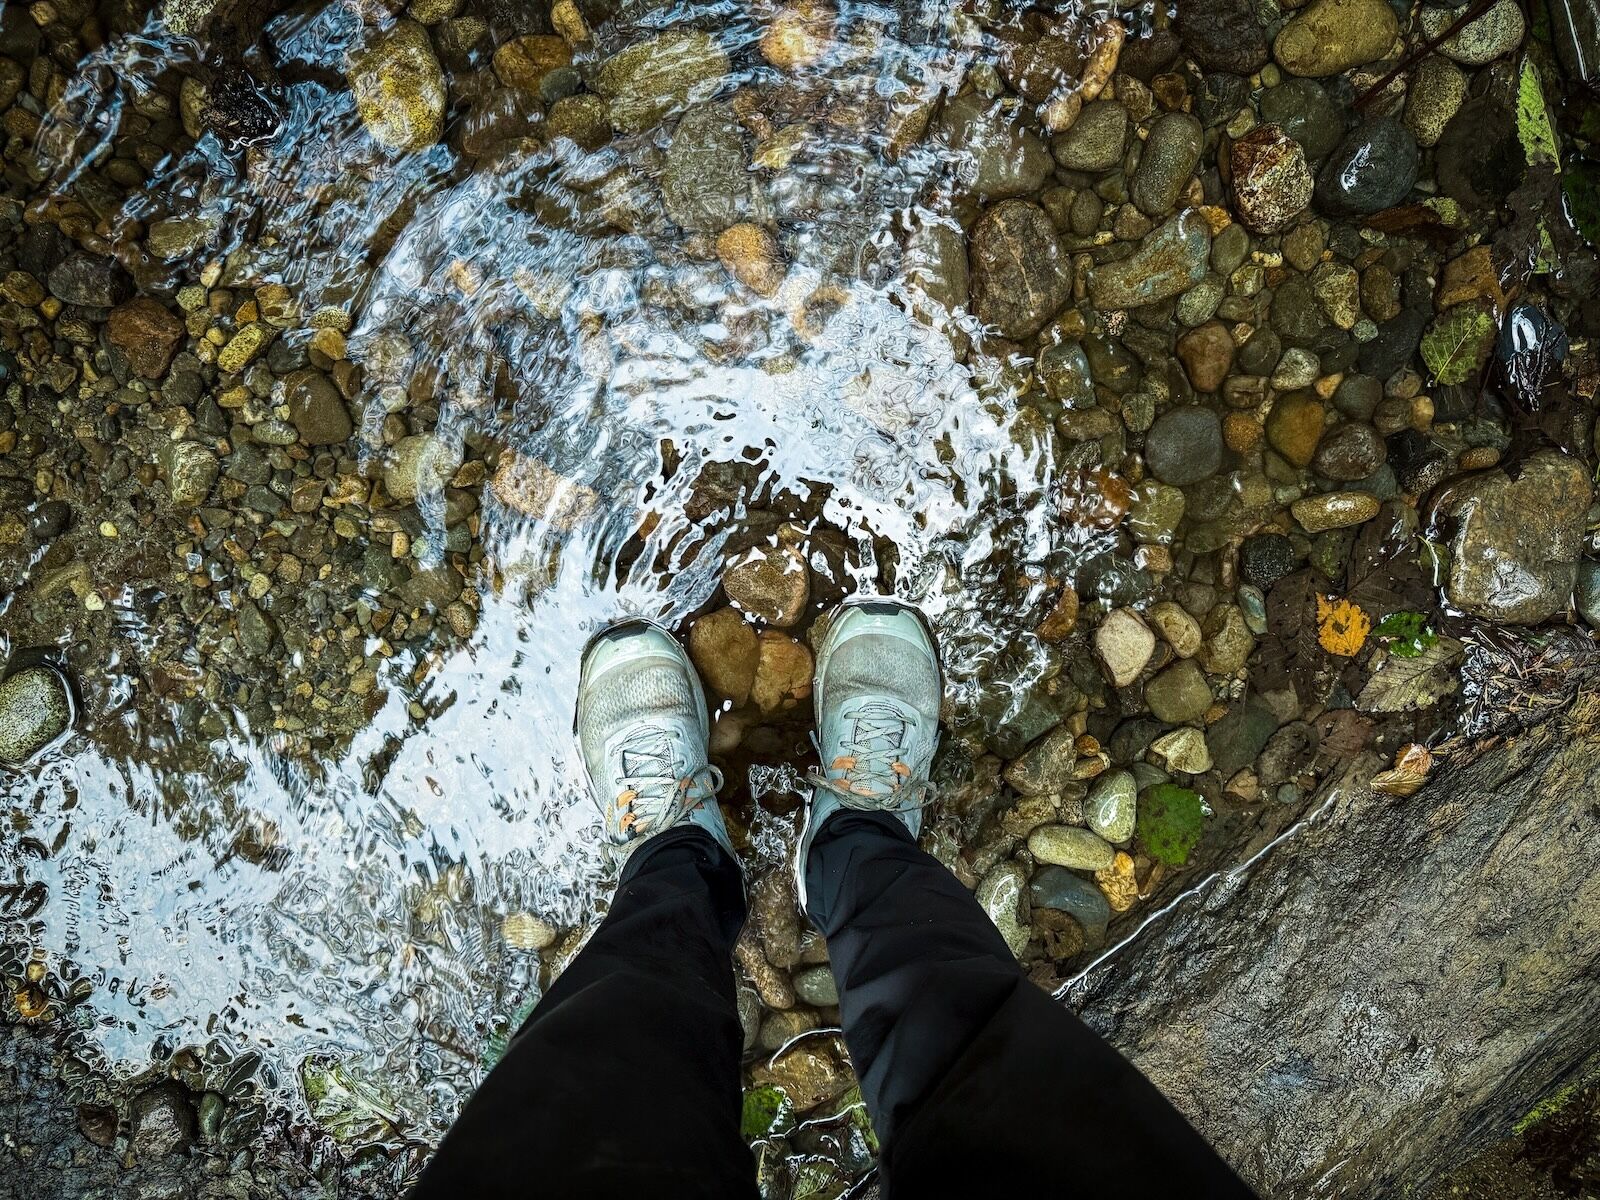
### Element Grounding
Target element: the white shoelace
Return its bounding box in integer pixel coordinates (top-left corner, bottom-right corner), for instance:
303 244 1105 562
614 725 723 836
808 701 936 813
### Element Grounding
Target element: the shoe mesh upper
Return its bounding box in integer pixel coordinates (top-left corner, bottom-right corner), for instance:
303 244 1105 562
826 633 939 716
581 661 696 752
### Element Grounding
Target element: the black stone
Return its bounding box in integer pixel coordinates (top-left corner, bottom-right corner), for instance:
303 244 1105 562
1386 429 1451 495
1242 532 1299 590
1315 118 1419 215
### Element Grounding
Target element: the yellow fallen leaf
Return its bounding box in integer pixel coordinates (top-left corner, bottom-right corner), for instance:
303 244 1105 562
1316 595 1371 657
1371 742 1434 797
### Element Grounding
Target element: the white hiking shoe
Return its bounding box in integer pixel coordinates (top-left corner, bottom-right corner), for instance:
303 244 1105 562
576 620 733 858
796 598 942 906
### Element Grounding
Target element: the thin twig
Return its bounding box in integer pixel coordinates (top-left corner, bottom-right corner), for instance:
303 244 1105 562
1354 0 1510 111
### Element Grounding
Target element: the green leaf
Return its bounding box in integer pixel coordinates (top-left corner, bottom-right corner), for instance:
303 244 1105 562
1372 610 1438 658
1136 783 1206 868
1420 303 1497 386
1516 59 1560 170
741 1085 795 1140
1564 158 1600 249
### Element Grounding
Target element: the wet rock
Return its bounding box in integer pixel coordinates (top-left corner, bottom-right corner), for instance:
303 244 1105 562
1177 0 1269 73
1095 607 1157 687
107 297 183 379
1144 659 1212 724
1148 600 1203 657
1037 342 1095 406
904 217 969 317
1405 58 1467 148
1442 450 1592 624
1386 428 1451 494
1314 422 1386 480
1316 119 1419 215
940 93 1054 199
217 323 273 374
717 224 785 297
977 862 1030 958
969 200 1071 339
758 1007 816 1053
491 33 571 91
595 30 730 135
0 666 73 765
1199 604 1256 675
130 1082 195 1158
1271 275 1326 348
163 441 220 507
1271 347 1321 391
1360 306 1430 379
1086 769 1137 842
1242 533 1299 590
1259 79 1345 161
386 433 461 502
1029 865 1111 944
238 602 277 657
723 542 809 626
1421 0 1524 65
662 104 748 233
1051 100 1127 172
1578 560 1600 632
348 19 446 152
792 964 839 1006
759 1 833 70
285 369 352 446
1312 261 1361 330
750 632 812 713
1130 113 1203 218
47 252 130 307
1265 393 1326 468
1004 726 1080 795
750 1037 853 1110
1028 824 1117 872
1274 0 1399 76
1145 405 1224 485
1229 124 1314 234
77 1102 118 1147
1290 490 1381 531
1151 726 1212 773
1087 210 1210 310
28 499 71 541
490 453 599 530
547 93 612 149
1129 482 1187 546
1176 320 1235 393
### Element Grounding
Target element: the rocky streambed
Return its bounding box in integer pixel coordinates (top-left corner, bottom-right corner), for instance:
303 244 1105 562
1 0 1598 1195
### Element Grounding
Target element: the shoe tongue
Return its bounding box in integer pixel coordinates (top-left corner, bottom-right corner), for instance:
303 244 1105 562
619 729 677 782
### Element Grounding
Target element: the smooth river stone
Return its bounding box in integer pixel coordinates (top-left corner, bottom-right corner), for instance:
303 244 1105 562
1087 210 1211 310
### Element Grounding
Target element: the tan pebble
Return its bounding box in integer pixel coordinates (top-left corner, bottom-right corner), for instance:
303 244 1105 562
1223 411 1262 453
759 1 833 70
715 223 785 297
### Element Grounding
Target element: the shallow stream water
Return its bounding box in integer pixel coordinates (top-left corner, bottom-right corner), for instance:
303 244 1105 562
1 0 1596 1190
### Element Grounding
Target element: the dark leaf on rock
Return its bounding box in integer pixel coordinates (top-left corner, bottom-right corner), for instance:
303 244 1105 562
1342 501 1432 618
1254 569 1338 704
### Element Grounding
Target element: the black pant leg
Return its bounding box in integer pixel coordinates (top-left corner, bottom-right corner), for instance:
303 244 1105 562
412 827 756 1200
804 811 1257 1199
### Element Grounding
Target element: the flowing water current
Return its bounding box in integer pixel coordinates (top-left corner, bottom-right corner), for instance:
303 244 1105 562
1 0 1595 1188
